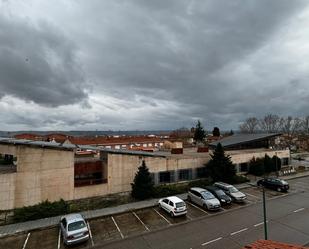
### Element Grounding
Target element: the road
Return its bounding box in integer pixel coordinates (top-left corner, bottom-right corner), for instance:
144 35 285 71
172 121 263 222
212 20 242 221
93 177 309 249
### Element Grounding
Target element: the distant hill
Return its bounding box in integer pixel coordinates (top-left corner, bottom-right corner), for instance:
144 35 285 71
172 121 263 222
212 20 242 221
0 130 172 138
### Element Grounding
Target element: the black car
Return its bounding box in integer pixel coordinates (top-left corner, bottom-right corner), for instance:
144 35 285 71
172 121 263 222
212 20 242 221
257 178 289 192
205 186 232 205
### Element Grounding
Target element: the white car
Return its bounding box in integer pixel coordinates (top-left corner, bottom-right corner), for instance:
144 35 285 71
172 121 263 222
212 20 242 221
158 196 187 217
60 213 89 245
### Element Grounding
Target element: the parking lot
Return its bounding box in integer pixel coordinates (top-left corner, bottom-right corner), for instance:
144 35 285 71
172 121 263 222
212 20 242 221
0 183 301 249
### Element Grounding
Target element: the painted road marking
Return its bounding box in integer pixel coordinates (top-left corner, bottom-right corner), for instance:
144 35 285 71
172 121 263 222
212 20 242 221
57 229 61 249
186 201 209 214
244 192 260 199
230 228 248 236
201 237 222 246
153 208 172 225
294 208 305 213
87 221 95 246
133 212 149 231
22 233 30 249
254 221 268 227
111 216 125 238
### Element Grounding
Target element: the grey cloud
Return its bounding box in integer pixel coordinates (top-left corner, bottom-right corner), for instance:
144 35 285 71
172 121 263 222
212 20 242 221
0 16 88 106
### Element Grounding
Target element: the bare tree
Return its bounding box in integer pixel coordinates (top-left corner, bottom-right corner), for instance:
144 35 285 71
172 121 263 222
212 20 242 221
280 116 301 136
259 114 282 133
239 117 259 133
300 116 309 135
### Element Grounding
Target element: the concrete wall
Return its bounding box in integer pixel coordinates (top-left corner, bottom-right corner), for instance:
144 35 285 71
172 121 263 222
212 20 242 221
0 145 75 210
228 149 290 164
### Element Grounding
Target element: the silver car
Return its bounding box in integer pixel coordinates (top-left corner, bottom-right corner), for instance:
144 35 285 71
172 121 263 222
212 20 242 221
214 182 246 202
187 187 221 210
60 213 89 245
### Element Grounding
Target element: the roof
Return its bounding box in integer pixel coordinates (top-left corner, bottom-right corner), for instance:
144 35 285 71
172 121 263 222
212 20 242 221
166 196 184 202
190 187 208 193
62 213 84 223
242 240 309 249
209 133 281 148
0 137 166 157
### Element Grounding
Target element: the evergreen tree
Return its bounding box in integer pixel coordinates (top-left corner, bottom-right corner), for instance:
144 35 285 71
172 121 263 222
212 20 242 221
194 120 206 143
206 143 236 183
212 127 220 137
131 160 154 200
229 130 234 136
248 157 265 176
271 155 282 173
264 154 273 173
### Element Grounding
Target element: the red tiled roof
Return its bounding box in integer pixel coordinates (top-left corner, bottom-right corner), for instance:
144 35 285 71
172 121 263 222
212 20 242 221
68 136 166 145
242 240 309 249
14 133 43 140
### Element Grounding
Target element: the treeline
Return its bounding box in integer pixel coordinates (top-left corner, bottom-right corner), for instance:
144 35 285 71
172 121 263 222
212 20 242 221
239 114 309 135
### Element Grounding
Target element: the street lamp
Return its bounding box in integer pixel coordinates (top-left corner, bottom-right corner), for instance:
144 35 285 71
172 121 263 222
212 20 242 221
262 184 268 240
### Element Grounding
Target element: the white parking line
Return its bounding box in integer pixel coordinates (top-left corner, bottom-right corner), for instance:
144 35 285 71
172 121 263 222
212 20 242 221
133 212 149 231
201 237 222 246
230 228 248 236
244 192 260 199
87 221 95 246
253 221 268 227
57 229 61 249
293 208 305 213
22 233 30 249
153 208 171 225
186 201 208 214
111 216 125 239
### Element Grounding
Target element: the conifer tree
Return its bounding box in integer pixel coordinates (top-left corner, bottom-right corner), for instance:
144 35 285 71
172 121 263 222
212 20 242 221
194 120 206 143
131 160 154 200
206 143 236 183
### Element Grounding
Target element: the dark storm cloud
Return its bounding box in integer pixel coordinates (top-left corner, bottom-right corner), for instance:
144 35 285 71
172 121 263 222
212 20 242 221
0 15 87 106
85 0 307 105
1 0 309 130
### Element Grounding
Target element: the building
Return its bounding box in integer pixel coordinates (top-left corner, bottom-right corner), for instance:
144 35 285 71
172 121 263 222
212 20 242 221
0 133 290 210
209 133 290 173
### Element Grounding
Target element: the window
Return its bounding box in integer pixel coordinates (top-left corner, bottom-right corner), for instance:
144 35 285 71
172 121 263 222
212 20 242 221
282 158 289 166
178 169 192 181
159 171 175 183
74 161 107 187
163 199 169 204
168 201 174 206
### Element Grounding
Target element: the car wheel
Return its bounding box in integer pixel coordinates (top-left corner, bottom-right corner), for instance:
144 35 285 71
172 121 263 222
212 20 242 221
158 203 161 208
277 187 281 192
170 211 174 217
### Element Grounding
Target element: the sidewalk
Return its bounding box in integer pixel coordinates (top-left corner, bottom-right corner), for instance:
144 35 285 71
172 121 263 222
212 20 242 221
1 171 309 238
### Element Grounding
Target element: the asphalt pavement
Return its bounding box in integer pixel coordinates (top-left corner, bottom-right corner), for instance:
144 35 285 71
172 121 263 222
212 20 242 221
93 177 309 249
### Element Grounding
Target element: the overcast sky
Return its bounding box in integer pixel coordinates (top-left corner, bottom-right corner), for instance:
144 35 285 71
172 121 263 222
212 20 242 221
1 0 309 131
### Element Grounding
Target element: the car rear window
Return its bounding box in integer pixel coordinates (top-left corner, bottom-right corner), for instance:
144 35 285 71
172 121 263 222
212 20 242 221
215 189 225 196
175 202 185 208
68 221 86 231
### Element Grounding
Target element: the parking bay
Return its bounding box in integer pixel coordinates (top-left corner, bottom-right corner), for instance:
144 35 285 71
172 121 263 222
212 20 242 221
0 187 288 249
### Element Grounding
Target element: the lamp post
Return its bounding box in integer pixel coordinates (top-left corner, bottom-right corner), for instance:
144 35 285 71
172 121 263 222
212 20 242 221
262 184 268 240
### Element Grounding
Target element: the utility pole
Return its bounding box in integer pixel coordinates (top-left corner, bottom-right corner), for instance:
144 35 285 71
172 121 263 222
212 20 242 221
262 184 268 240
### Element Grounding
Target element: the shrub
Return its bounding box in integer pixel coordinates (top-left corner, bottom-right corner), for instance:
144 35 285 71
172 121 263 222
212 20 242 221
232 175 250 184
153 184 188 198
13 199 69 222
188 178 213 188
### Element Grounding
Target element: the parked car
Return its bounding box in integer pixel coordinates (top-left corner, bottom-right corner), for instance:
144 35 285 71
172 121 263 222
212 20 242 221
158 196 187 217
60 213 89 245
257 178 289 192
187 187 221 210
214 182 246 202
205 186 232 205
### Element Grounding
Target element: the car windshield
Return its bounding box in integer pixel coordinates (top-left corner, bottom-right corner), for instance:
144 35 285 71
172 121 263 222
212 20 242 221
201 191 215 200
176 202 185 208
215 189 225 196
68 221 86 231
228 187 239 193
